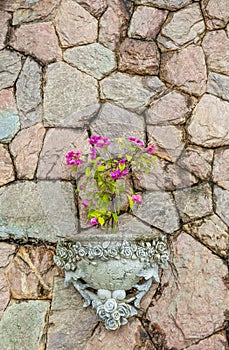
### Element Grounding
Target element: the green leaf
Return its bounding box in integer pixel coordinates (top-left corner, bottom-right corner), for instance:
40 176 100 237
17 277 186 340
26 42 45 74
112 213 119 222
127 194 134 210
85 167 90 177
98 217 105 226
126 155 132 162
97 165 106 172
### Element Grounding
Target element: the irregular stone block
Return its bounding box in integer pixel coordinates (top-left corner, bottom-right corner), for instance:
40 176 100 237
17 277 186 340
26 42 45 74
75 0 107 18
0 242 16 268
9 123 46 179
160 45 207 96
0 273 10 320
44 62 99 127
0 144 15 186
207 72 229 102
0 50 21 90
54 0 98 47
0 11 11 49
133 0 192 11
213 148 229 190
202 0 229 29
16 57 42 128
10 22 61 64
188 95 229 147
64 43 116 79
0 181 78 242
0 89 20 143
214 185 229 226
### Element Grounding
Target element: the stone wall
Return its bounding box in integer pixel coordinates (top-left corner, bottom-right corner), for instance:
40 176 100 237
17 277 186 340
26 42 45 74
0 0 228 349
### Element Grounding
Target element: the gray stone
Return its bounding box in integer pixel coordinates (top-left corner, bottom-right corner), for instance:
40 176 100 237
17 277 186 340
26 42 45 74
0 144 15 186
46 277 97 350
75 0 107 18
207 72 229 102
214 185 229 226
157 4 205 51
146 91 192 125
0 111 20 143
0 11 11 50
174 183 213 223
188 94 229 147
213 148 229 190
148 125 185 162
0 300 50 350
0 181 78 242
133 191 180 233
133 0 192 10
0 50 21 90
0 273 10 321
64 43 116 79
202 0 229 30
44 62 99 127
100 72 165 113
16 57 42 128
184 214 228 258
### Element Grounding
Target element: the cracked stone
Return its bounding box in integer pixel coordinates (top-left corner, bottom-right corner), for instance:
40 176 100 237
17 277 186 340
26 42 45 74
75 0 107 18
100 72 165 113
10 22 61 64
133 191 180 233
188 94 229 147
37 129 89 180
174 183 213 223
187 333 228 349
146 91 192 125
128 6 168 40
213 148 229 190
64 43 117 79
202 0 229 30
207 72 229 102
44 62 99 127
118 38 160 75
0 273 10 321
133 0 192 11
147 232 229 349
0 300 50 350
0 144 15 186
16 57 42 128
54 0 98 47
160 45 207 96
177 145 213 180
9 123 46 180
202 30 229 76
0 88 20 143
0 181 78 242
0 50 21 90
184 214 228 258
158 4 205 51
148 125 185 162
214 185 229 226
0 11 11 49
0 243 16 268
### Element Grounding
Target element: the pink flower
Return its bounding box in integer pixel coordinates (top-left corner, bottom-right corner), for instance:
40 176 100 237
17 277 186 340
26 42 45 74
128 137 144 147
146 145 156 154
90 147 97 160
66 151 83 166
82 199 89 207
90 218 99 226
110 168 129 180
132 194 143 203
89 135 110 148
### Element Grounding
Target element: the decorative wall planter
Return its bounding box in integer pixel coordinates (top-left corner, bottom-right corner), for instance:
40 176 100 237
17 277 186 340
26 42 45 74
54 232 169 331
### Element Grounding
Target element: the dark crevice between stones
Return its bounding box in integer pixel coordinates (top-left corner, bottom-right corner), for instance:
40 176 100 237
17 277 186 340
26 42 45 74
140 318 171 350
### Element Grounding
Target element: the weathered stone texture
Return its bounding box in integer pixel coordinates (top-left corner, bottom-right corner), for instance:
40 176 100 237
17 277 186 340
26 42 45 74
160 45 207 96
188 94 229 147
0 11 11 49
64 43 116 79
214 185 229 226
202 0 229 30
0 181 78 242
0 144 14 187
10 22 61 64
213 148 229 190
9 123 46 179
0 243 16 268
54 0 98 47
0 50 21 90
76 0 107 18
207 72 229 102
187 333 228 350
0 88 20 143
44 62 99 127
147 233 229 349
133 0 192 11
16 57 42 128
118 38 160 75
157 4 205 51
0 273 10 321
128 6 168 40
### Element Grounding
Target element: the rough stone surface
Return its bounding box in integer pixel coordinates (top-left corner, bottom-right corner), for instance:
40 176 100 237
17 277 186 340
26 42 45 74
202 30 229 76
0 273 10 321
100 72 165 113
0 11 11 50
0 181 78 242
184 214 228 258
133 0 192 10
44 62 99 127
187 333 228 349
118 38 160 75
54 0 98 47
16 57 42 128
0 144 15 186
37 129 89 180
147 233 229 349
214 185 229 226
188 94 229 147
0 50 21 90
0 243 16 268
207 72 229 102
76 0 107 18
64 43 117 79
160 45 207 96
0 300 50 350
9 123 46 180
148 125 185 162
213 148 229 190
128 6 168 40
158 4 205 51
133 191 180 233
10 22 61 64
202 0 229 30
146 91 192 125
0 88 20 143
46 277 98 350
177 145 213 180
174 183 213 223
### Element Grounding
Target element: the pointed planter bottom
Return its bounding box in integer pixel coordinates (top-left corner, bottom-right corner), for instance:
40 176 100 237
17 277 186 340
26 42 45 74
54 232 169 331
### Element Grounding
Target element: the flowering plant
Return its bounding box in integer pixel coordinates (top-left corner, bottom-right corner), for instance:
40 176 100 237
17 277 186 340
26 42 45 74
66 135 156 231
